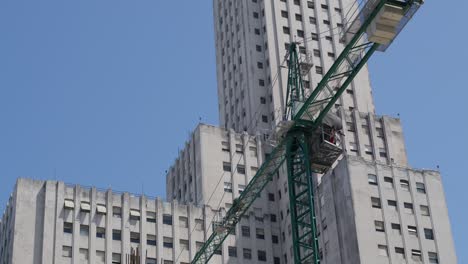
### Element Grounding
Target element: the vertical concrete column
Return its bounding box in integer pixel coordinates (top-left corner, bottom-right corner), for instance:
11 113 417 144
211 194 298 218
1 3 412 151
353 112 366 159
156 198 163 263
368 114 382 162
105 190 112 264
140 196 146 264
89 188 97 264
187 205 194 261
263 217 274 263
122 193 130 262
382 116 396 165
72 185 81 264
54 182 65 263
41 181 57 263
172 200 179 262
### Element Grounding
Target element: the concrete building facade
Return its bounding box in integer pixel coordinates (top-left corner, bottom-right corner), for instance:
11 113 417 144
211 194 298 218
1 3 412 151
0 0 458 263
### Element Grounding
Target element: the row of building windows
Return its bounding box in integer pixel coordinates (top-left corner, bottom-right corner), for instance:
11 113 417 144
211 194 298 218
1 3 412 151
63 202 204 228
62 246 182 264
368 174 427 193
374 219 434 240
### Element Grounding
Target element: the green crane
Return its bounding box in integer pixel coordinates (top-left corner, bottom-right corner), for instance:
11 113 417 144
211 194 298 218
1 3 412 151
191 0 424 263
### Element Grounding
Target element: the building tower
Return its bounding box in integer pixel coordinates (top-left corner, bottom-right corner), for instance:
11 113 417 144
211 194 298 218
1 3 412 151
183 0 459 263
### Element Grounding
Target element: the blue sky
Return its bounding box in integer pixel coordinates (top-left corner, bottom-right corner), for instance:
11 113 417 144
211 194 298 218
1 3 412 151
0 0 466 262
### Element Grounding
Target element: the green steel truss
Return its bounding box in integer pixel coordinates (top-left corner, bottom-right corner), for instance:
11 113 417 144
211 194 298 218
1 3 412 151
191 1 423 263
286 130 320 264
284 42 305 121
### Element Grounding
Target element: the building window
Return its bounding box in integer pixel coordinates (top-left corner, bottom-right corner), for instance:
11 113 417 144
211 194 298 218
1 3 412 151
368 174 378 185
258 250 267 261
243 248 252 259
147 234 157 246
283 26 290 35
64 199 75 210
223 162 231 172
146 258 157 264
272 234 280 244
64 222 73 234
424 228 434 240
270 214 277 222
428 252 439 264
349 142 358 152
309 16 316 24
378 245 388 256
112 206 122 218
311 33 318 41
80 201 91 213
180 239 189 250
255 28 260 35
147 211 156 223
163 237 173 248
408 225 418 237
259 79 265 86
395 247 405 259
221 141 230 152
80 224 89 236
307 1 315 8
238 184 246 194
256 228 265 239
420 205 430 216
411 249 422 262
346 122 355 132
224 182 233 193
281 10 288 18
371 197 381 208
62 246 72 258
241 226 251 237
268 193 275 201
404 203 414 214
375 221 385 232
163 214 173 225
237 165 246 174
387 200 398 211
384 177 393 188
257 62 264 69
130 232 140 243
262 115 268 123
297 30 304 38
313 49 321 57
323 20 330 25
416 182 426 193
130 209 140 221
96 250 105 262
400 179 410 191
112 253 121 264
316 66 323 74
96 227 105 238
228 246 237 257
195 219 204 231
179 216 188 228
112 229 121 241
253 12 259 18
391 223 401 234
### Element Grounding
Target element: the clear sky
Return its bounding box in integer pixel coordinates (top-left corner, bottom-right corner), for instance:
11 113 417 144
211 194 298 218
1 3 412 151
0 0 466 262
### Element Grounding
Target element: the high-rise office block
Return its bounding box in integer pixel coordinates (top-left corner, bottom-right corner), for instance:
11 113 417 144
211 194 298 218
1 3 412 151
0 0 457 263
208 0 457 263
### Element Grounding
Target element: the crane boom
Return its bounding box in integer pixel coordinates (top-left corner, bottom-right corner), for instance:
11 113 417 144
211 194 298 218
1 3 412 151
191 0 423 263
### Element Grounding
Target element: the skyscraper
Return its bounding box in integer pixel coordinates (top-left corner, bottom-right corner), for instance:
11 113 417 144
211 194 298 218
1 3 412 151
0 1 458 263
